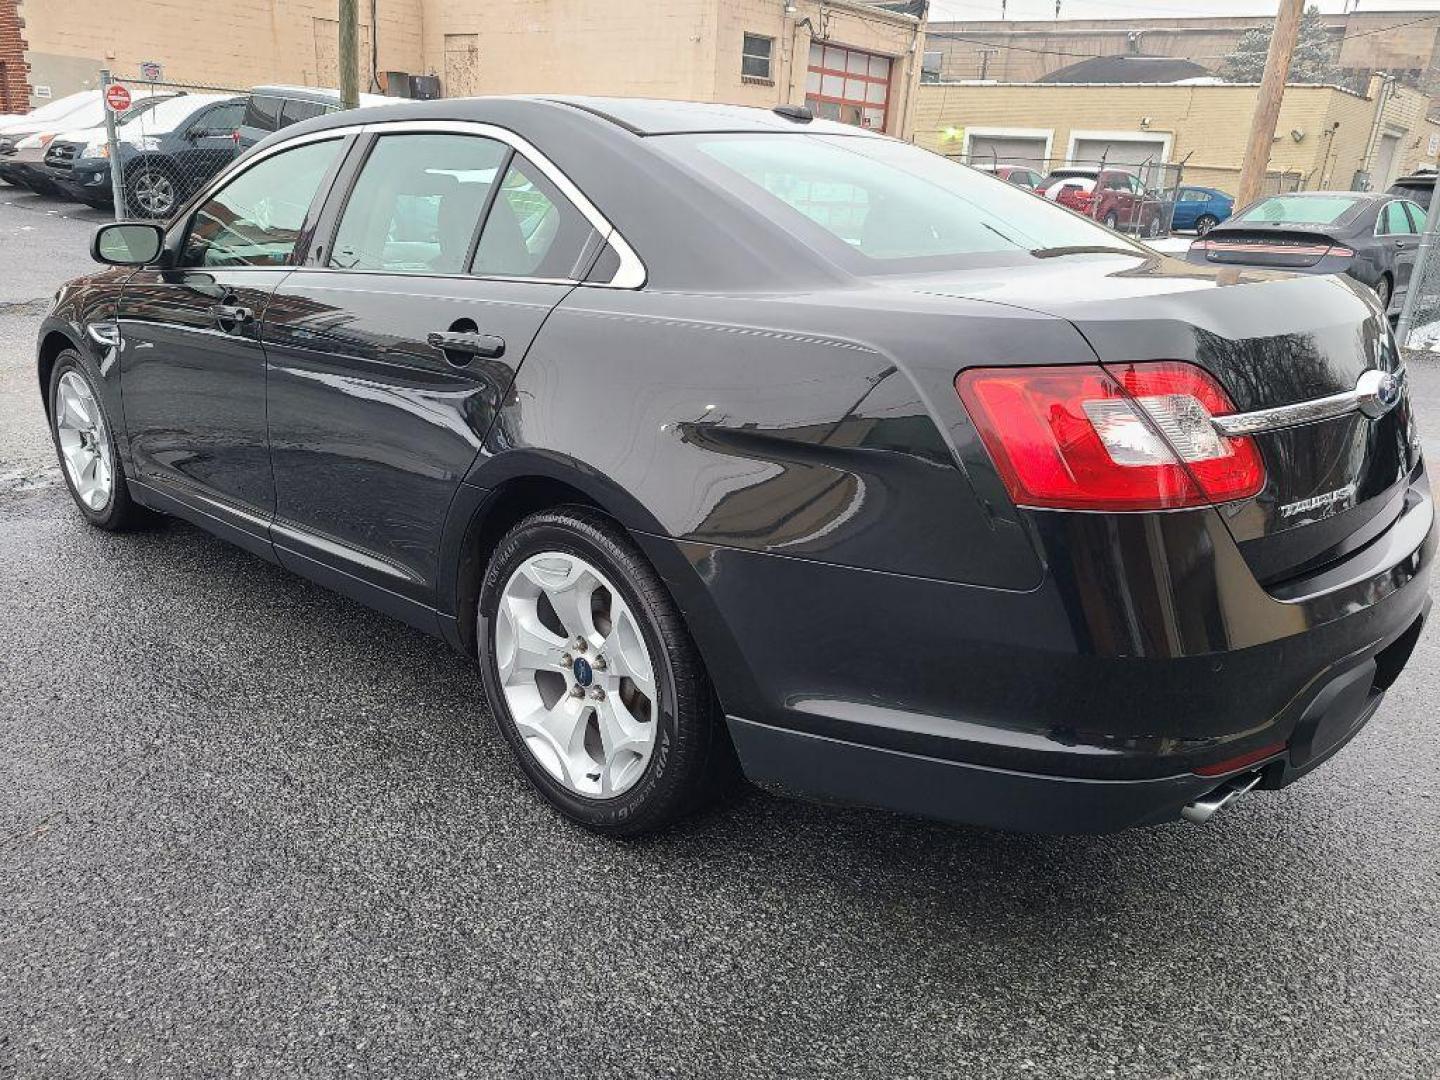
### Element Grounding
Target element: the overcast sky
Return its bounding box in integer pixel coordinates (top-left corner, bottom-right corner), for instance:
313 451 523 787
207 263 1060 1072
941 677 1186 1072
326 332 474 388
928 0 1440 21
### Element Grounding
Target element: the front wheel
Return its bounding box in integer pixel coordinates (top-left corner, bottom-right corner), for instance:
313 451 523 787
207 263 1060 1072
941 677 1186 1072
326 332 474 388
477 507 736 836
125 163 178 219
1195 214 1219 236
1145 215 1162 238
47 350 148 531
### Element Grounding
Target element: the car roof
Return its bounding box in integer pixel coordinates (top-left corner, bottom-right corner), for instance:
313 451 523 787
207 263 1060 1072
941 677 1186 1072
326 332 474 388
256 93 879 139
250 84 389 106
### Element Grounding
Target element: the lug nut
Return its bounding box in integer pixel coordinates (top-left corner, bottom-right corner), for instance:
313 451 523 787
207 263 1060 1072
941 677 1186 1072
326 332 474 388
561 652 573 667
588 686 606 701
571 637 588 652
592 655 607 672
569 685 586 698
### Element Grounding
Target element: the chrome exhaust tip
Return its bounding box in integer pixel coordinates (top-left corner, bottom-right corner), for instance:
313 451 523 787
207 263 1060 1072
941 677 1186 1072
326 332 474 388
1181 770 1264 824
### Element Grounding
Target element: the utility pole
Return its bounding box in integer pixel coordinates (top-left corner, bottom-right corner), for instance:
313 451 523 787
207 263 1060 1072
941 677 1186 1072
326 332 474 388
978 48 998 79
338 0 359 109
1235 0 1304 211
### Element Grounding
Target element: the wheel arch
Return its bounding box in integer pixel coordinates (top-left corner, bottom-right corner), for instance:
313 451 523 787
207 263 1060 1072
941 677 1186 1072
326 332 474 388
441 457 764 722
37 327 81 410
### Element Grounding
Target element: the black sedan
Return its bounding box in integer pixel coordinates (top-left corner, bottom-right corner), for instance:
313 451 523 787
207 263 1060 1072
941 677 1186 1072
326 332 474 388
37 97 1433 837
1186 191 1426 315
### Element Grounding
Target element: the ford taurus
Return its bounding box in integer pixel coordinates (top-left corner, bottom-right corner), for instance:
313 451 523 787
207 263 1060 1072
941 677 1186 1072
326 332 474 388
39 97 1433 836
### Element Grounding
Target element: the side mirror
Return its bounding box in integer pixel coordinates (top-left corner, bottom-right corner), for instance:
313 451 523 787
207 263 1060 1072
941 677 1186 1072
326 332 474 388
92 221 165 266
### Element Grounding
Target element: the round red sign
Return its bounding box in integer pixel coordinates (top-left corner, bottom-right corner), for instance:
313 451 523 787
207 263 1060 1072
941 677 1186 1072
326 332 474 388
105 84 132 112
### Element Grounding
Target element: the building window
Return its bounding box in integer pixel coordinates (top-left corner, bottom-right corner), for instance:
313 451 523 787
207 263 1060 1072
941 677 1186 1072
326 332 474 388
803 42 892 132
921 50 943 84
742 34 774 81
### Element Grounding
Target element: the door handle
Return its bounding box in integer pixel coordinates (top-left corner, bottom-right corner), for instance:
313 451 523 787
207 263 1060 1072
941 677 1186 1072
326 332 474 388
427 330 506 361
213 303 254 327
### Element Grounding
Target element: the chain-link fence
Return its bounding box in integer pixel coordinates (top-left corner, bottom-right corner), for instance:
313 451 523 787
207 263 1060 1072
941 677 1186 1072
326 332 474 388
1396 183 1440 352
38 71 249 221
946 152 1307 238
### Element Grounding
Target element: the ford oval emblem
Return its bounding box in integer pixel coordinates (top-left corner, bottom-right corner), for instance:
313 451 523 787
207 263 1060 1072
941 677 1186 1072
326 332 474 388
572 656 593 686
1355 369 1402 420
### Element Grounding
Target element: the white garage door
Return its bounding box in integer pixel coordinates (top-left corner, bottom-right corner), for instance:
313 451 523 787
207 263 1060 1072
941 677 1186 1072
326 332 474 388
1071 137 1168 184
968 135 1048 169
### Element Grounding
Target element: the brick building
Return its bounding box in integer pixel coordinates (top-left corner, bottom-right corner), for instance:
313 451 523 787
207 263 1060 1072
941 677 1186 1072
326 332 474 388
0 0 28 115
914 73 1440 196
2 0 928 137
923 10 1440 95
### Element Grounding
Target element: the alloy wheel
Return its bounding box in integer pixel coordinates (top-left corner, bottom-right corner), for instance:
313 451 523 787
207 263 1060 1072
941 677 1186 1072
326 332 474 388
54 370 114 511
494 551 658 799
133 171 176 216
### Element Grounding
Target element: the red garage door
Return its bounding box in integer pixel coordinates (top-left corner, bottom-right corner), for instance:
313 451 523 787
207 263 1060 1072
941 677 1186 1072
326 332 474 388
804 43 891 132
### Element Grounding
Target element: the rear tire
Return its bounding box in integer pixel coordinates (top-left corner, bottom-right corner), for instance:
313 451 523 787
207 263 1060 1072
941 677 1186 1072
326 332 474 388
477 507 736 836
1103 211 1119 229
46 350 148 532
1195 214 1219 236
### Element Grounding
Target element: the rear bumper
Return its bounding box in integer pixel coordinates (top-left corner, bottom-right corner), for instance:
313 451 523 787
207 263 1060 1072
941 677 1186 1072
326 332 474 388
727 598 1422 833
647 469 1434 832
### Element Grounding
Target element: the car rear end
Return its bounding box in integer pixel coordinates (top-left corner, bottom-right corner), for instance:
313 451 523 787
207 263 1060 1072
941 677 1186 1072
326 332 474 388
1040 170 1101 218
642 127 1432 832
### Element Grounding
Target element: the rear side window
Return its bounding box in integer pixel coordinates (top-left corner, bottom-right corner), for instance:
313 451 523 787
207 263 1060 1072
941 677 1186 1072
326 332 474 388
242 95 283 133
181 139 342 267
329 132 508 274
661 133 1121 267
1378 201 1417 236
280 98 328 127
1403 201 1427 230
470 155 600 280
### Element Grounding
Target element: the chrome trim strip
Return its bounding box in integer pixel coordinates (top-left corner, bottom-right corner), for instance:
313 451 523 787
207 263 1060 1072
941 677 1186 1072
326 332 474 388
173 119 646 289
270 519 423 583
1213 368 1406 437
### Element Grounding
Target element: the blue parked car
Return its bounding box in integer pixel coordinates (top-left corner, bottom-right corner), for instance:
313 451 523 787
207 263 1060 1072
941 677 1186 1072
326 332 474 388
1170 186 1233 234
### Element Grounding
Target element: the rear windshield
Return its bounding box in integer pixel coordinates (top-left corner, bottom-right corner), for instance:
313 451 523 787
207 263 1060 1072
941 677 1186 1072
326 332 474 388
655 132 1131 271
1234 195 1360 226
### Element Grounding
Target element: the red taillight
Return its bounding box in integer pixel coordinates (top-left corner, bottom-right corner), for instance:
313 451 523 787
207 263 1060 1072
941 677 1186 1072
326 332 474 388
954 361 1266 512
1328 246 1354 258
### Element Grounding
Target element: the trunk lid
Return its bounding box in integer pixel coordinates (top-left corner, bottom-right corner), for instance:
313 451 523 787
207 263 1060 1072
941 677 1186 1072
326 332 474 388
892 254 1422 587
1194 227 1344 269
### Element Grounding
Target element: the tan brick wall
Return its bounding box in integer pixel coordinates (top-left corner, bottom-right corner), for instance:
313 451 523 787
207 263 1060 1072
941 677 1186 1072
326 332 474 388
18 0 422 98
913 81 1382 194
1378 80 1440 176
415 0 923 136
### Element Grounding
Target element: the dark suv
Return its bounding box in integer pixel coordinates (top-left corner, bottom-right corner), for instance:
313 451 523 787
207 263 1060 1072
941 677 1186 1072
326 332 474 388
45 94 245 216
236 85 388 150
1389 169 1434 214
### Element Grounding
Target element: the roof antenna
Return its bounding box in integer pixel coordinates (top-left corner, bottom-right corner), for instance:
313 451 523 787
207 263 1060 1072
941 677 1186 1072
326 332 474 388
773 103 814 123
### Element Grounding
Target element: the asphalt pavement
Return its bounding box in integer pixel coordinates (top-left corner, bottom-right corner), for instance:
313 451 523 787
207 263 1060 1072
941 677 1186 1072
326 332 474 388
1 186 1438 1080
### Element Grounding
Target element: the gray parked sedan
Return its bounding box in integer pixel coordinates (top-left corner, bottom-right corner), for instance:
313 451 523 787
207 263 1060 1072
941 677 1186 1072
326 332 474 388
1186 191 1426 315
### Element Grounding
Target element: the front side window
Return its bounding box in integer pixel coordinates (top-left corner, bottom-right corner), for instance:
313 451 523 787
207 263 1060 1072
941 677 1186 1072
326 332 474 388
470 155 600 280
330 133 508 274
192 102 245 137
181 139 341 267
657 132 1129 270
742 34 773 80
